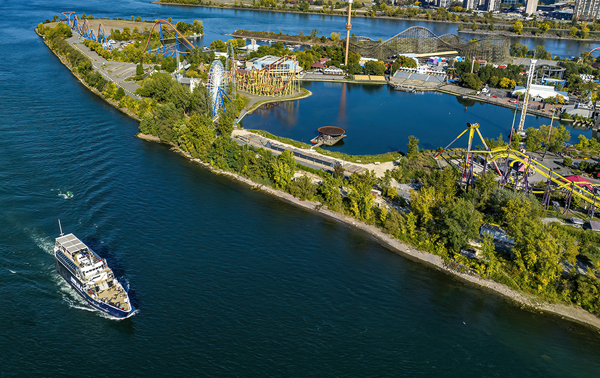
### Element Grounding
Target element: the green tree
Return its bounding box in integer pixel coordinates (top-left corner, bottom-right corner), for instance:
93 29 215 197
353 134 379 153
319 174 343 211
348 171 377 221
396 55 417 68
210 39 227 51
288 175 316 200
270 150 295 189
534 45 551 59
512 20 523 35
136 63 144 76
178 113 215 159
310 28 319 38
407 135 419 159
438 198 482 253
363 60 385 75
570 26 578 37
411 186 436 227
538 22 550 35
563 157 573 166
461 73 483 90
510 43 529 57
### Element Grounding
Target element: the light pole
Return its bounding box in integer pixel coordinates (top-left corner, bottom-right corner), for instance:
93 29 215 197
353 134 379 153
344 0 353 68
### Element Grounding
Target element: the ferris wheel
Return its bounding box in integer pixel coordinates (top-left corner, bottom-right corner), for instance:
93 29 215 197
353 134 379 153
207 60 228 119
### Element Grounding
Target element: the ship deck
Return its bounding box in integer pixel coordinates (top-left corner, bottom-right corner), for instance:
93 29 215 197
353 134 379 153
96 285 131 311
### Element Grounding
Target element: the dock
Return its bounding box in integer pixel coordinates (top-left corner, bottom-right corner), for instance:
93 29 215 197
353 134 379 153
310 126 346 148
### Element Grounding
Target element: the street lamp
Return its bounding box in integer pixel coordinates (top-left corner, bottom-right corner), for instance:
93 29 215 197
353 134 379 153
344 0 353 68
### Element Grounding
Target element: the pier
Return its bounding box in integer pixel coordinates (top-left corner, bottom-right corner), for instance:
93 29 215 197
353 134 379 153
310 126 346 148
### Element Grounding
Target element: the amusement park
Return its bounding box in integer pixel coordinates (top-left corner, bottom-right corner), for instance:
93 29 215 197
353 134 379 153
33 4 600 334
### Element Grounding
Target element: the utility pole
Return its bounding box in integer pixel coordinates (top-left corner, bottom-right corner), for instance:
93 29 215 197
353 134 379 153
542 97 559 159
344 0 354 68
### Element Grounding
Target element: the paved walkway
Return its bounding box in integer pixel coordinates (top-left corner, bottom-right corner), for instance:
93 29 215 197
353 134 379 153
67 35 150 99
232 129 396 178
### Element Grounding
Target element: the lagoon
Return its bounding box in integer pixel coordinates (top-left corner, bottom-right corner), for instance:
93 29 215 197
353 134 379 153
241 81 587 155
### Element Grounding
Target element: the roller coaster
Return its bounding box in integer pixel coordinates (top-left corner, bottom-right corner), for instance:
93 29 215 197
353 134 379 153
235 56 300 97
142 20 195 57
62 12 111 50
349 26 510 63
436 123 600 218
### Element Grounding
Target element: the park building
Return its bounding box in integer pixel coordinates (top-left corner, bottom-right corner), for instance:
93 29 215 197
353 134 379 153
511 84 570 102
247 55 302 73
574 0 600 20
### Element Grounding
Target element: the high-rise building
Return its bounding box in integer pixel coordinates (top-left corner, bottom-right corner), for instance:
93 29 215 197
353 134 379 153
437 0 452 8
484 0 501 11
525 0 538 14
574 0 600 20
463 0 478 10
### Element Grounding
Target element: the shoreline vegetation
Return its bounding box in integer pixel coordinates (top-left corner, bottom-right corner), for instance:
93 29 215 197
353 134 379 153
38 22 600 332
156 0 600 42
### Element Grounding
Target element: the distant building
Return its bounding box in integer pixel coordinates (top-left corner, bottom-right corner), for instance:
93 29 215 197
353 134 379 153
483 0 501 11
437 0 452 8
574 0 600 20
249 55 302 73
501 0 518 6
525 0 538 14
463 0 478 10
511 84 570 102
323 66 344 75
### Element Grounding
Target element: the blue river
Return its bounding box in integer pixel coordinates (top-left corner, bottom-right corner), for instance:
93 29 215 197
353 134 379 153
1 0 600 376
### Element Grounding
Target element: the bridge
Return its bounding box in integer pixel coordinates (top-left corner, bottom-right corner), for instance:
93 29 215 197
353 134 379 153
349 26 510 63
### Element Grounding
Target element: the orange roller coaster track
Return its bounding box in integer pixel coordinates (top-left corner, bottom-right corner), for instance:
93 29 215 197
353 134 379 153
143 20 195 56
235 56 300 97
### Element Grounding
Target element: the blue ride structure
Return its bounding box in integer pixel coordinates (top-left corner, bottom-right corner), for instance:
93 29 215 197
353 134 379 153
62 12 112 50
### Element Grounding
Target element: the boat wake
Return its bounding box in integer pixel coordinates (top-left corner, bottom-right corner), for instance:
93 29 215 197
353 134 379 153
52 188 74 199
30 231 54 255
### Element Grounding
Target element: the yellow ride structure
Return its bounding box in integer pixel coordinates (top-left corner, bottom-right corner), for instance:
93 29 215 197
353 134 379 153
436 123 600 218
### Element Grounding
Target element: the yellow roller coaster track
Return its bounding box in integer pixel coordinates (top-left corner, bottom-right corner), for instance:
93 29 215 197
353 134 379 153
466 147 600 206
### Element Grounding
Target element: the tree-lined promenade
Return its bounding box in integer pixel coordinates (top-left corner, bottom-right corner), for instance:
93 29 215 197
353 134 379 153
38 20 600 329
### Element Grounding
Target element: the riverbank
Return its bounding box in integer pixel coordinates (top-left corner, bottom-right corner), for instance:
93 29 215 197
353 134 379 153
138 130 600 331
459 28 600 43
40 28 600 332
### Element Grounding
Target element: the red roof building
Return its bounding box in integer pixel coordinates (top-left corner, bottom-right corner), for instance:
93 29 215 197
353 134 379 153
562 175 593 191
311 61 324 69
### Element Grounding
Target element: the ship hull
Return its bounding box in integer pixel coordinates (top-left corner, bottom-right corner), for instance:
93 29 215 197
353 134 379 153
56 259 133 318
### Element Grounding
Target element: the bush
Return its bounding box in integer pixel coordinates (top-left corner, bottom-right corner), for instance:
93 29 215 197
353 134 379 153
563 157 573 167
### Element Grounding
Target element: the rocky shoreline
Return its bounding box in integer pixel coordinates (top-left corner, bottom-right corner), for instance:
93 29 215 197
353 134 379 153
39 28 600 332
138 132 600 332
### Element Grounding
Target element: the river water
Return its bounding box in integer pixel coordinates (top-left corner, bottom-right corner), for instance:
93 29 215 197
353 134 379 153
2 0 600 376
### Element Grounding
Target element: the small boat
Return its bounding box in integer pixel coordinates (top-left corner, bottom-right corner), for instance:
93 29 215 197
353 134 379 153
54 221 134 318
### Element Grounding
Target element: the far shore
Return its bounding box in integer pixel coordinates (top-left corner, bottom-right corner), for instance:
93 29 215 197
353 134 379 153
39 26 600 332
154 1 600 44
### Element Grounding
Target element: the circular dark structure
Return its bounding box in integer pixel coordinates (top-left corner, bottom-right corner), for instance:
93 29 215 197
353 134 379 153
318 126 346 136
